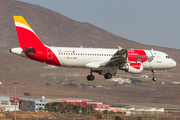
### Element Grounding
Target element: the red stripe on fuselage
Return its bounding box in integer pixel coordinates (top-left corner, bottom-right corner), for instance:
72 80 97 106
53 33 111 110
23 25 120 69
127 49 148 63
25 48 61 66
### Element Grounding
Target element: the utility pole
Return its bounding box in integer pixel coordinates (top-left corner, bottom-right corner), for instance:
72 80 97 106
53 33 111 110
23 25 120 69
13 81 18 120
81 101 82 113
108 110 109 120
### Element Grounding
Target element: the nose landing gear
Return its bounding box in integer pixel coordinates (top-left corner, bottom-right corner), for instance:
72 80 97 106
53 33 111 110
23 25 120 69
152 70 157 81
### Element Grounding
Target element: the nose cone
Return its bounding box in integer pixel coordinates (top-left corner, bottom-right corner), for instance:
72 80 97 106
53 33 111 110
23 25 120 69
171 59 177 68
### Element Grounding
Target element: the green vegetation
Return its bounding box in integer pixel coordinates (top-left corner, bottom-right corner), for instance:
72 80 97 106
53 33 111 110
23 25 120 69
24 92 30 96
45 102 96 114
39 107 43 111
114 116 122 120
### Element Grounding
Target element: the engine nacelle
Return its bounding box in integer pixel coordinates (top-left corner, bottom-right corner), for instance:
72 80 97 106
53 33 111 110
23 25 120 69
120 63 143 74
92 69 117 76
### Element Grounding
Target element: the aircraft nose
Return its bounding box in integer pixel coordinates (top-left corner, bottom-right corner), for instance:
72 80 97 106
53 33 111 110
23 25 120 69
171 59 177 68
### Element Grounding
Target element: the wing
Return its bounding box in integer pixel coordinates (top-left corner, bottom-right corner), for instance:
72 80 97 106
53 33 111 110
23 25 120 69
100 46 127 67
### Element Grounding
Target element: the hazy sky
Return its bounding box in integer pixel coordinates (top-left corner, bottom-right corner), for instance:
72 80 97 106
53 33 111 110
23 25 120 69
18 0 180 49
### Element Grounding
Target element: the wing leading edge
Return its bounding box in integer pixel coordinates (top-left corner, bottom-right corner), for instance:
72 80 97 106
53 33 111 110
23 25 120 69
85 46 127 69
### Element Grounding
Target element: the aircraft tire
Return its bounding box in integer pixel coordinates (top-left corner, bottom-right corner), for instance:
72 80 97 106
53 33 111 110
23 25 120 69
152 77 157 81
104 73 112 79
87 75 95 81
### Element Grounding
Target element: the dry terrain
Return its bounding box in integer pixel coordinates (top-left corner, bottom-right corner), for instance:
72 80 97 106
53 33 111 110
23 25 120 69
1 111 180 120
0 63 180 109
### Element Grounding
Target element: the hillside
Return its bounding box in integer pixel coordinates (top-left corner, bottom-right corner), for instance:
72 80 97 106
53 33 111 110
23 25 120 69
0 0 137 49
0 0 180 105
0 0 179 69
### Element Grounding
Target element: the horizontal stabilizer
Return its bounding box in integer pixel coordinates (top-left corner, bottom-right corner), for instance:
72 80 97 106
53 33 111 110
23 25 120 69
23 47 35 55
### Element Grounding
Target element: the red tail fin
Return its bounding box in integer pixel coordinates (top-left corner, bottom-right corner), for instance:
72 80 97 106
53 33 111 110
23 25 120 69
14 16 45 50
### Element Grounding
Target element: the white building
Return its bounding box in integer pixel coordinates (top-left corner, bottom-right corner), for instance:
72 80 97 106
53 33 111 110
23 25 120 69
0 97 19 111
35 101 48 111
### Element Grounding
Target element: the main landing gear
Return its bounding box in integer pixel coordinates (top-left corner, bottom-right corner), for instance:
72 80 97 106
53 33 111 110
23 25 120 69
87 70 95 81
104 73 112 79
87 70 113 81
152 70 157 81
87 74 95 81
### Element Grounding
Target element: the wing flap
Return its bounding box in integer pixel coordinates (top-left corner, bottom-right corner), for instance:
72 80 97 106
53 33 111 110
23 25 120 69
100 46 127 67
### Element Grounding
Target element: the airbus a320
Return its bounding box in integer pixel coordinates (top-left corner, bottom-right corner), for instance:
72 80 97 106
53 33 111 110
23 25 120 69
10 16 177 81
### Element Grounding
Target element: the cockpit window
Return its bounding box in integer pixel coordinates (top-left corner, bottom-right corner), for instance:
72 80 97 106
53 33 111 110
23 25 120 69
166 56 171 58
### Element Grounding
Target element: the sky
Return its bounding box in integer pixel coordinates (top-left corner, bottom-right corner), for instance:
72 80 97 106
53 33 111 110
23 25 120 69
18 0 180 49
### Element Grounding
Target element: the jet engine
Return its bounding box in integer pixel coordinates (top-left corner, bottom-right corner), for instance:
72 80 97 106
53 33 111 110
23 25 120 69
120 63 143 74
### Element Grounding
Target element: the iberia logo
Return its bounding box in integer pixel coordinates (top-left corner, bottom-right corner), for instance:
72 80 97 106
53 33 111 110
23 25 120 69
130 63 141 70
72 50 75 53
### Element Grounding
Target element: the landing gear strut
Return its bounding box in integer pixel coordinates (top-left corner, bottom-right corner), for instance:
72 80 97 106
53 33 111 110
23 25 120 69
87 70 95 81
152 70 157 81
104 73 112 79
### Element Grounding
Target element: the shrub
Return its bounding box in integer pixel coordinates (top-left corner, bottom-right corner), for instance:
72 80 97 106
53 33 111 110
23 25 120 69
114 116 122 120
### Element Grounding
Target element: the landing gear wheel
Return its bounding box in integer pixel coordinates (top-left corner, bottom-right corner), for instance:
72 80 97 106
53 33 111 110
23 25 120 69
152 77 157 81
87 75 95 81
104 73 112 79
152 70 157 81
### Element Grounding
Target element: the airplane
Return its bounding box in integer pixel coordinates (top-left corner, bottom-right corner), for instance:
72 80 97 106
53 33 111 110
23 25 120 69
10 16 177 81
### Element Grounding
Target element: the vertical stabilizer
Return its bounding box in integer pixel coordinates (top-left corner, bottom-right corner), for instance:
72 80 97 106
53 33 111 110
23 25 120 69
14 16 45 50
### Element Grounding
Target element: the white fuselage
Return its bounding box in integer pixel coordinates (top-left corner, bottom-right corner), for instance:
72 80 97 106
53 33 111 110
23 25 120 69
48 47 176 70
